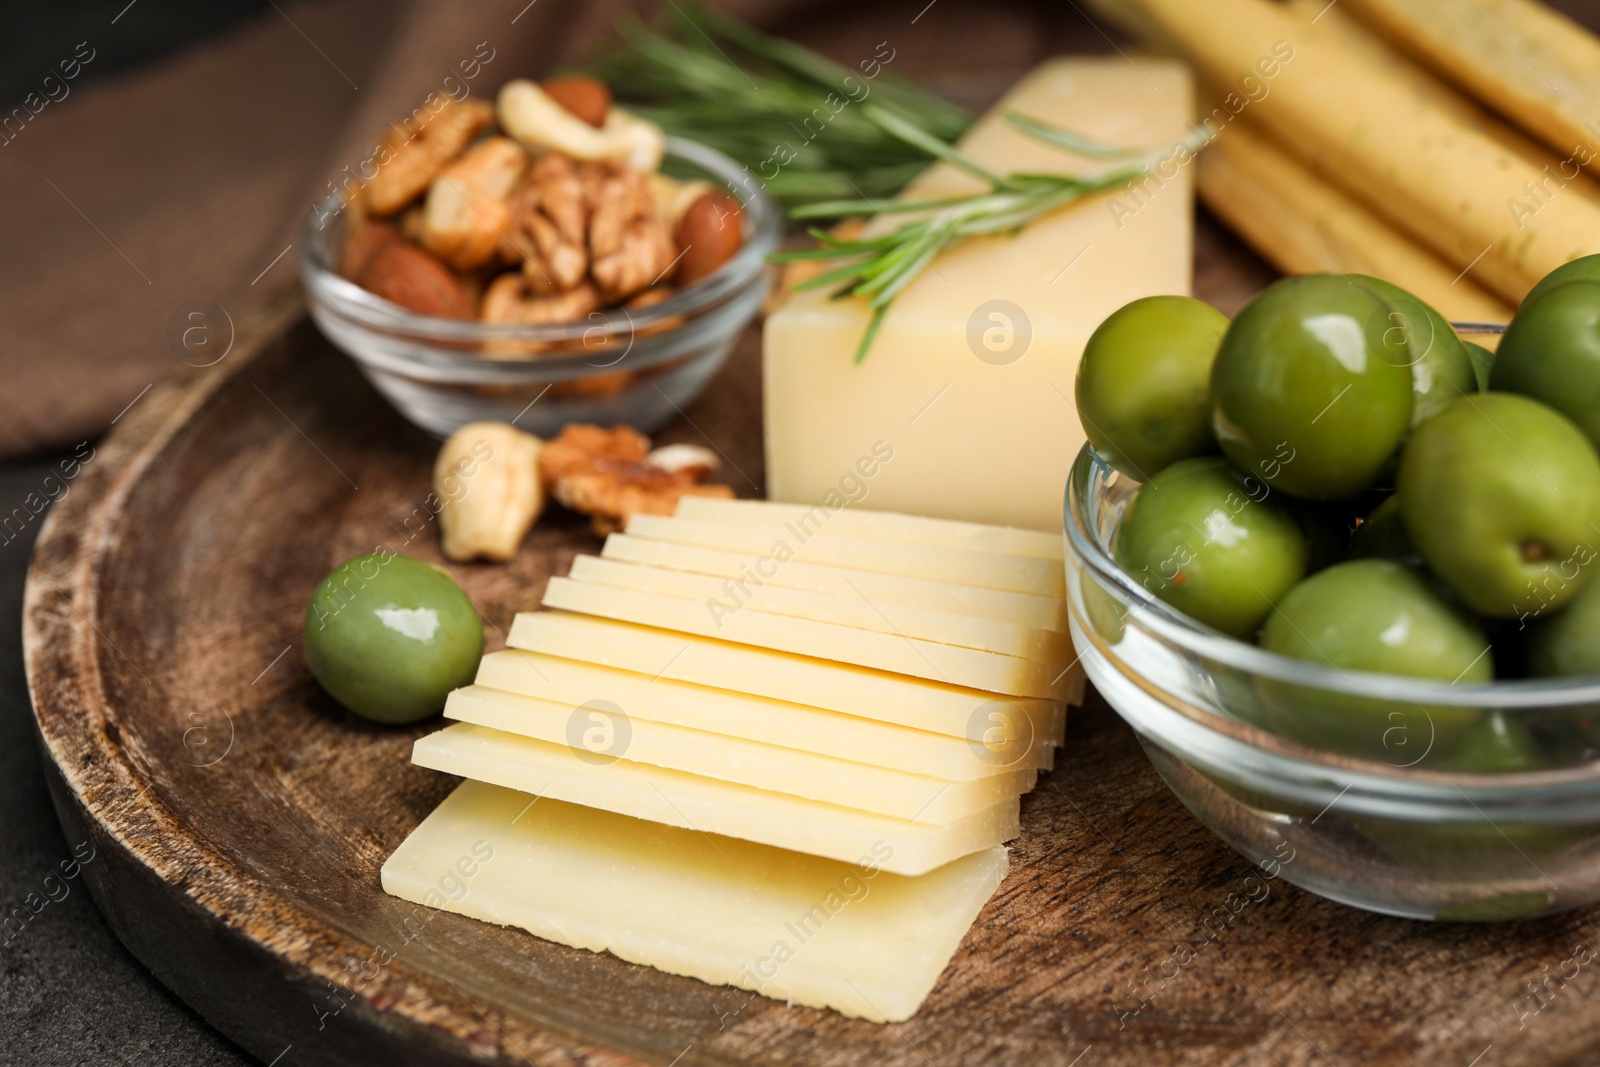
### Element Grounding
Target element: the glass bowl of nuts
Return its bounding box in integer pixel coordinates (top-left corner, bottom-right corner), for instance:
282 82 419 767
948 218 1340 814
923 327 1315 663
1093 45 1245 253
299 80 780 438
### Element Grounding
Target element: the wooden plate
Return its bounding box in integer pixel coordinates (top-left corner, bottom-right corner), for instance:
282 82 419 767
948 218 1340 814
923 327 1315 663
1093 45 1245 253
25 255 1600 1067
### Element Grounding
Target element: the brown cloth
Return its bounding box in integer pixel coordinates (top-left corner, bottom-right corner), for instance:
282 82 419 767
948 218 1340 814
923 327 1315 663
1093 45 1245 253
0 0 1109 460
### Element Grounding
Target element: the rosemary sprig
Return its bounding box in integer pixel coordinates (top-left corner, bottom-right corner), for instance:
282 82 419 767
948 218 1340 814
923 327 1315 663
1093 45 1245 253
771 106 1214 363
587 2 971 209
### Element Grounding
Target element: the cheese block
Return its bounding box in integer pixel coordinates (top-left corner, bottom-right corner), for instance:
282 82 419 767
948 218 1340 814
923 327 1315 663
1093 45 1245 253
542 577 1069 699
411 724 1020 875
674 497 1063 560
625 514 1065 598
567 555 1071 664
763 57 1194 531
507 612 1074 738
380 781 1009 1022
474 651 1054 778
603 534 1067 632
445 686 1038 822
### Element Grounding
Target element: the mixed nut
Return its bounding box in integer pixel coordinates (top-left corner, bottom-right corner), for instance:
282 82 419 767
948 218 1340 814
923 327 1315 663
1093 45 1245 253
337 76 746 370
435 420 732 561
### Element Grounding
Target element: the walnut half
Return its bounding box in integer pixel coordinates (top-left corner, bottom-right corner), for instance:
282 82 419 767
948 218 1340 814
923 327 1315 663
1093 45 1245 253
539 424 733 534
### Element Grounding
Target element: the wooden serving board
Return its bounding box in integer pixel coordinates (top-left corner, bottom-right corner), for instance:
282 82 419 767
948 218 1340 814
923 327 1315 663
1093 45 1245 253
22 228 1600 1067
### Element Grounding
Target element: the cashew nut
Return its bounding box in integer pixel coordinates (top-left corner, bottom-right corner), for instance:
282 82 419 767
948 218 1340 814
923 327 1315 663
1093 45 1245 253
435 422 544 562
497 79 665 171
648 443 719 477
422 137 528 271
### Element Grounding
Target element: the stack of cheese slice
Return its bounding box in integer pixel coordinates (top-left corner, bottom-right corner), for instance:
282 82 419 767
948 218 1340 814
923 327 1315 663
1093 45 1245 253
383 498 1082 1022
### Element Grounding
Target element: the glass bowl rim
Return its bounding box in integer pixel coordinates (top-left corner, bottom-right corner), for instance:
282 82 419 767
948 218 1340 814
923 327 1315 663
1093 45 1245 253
298 135 782 366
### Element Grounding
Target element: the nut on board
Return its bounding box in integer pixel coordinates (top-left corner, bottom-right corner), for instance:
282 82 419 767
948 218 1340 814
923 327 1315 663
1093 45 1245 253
539 424 732 534
436 422 545 562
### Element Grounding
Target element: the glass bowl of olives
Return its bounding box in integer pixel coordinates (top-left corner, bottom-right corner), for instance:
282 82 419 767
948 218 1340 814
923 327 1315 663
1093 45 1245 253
1063 267 1600 922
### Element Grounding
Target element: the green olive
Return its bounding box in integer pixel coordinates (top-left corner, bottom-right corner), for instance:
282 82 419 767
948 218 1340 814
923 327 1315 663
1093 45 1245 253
1522 252 1600 306
1257 559 1488 761
1262 561 1489 681
1114 456 1308 639
1076 295 1229 478
1464 340 1496 392
1351 695 1583 892
1357 815 1582 886
303 553 484 724
1492 280 1600 449
1211 274 1414 499
1527 563 1600 676
1429 712 1552 773
1079 574 1130 646
1350 275 1477 426
1398 393 1600 618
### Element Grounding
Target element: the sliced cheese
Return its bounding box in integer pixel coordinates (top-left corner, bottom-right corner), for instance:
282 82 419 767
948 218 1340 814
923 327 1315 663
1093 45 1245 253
446 685 1037 822
380 781 1008 1022
507 612 1070 740
567 555 1070 664
763 58 1194 531
674 497 1063 560
603 533 1067 632
624 514 1064 598
412 723 1020 874
542 577 1068 699
474 650 1053 778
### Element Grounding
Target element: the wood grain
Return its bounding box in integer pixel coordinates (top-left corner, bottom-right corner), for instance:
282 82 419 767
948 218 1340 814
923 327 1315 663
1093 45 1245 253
26 260 1600 1066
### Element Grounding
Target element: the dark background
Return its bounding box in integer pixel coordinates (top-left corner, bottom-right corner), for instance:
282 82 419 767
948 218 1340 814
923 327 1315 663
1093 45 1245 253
0 0 268 104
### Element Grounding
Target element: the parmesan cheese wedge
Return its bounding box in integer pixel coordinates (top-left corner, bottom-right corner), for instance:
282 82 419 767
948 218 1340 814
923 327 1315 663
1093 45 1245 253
411 724 1020 875
380 781 1008 1023
474 650 1054 778
763 58 1195 531
444 685 1038 822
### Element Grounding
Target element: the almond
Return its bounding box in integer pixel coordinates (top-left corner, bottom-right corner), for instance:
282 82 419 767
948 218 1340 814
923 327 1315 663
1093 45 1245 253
675 191 744 286
358 238 475 319
540 75 612 128
338 221 399 281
